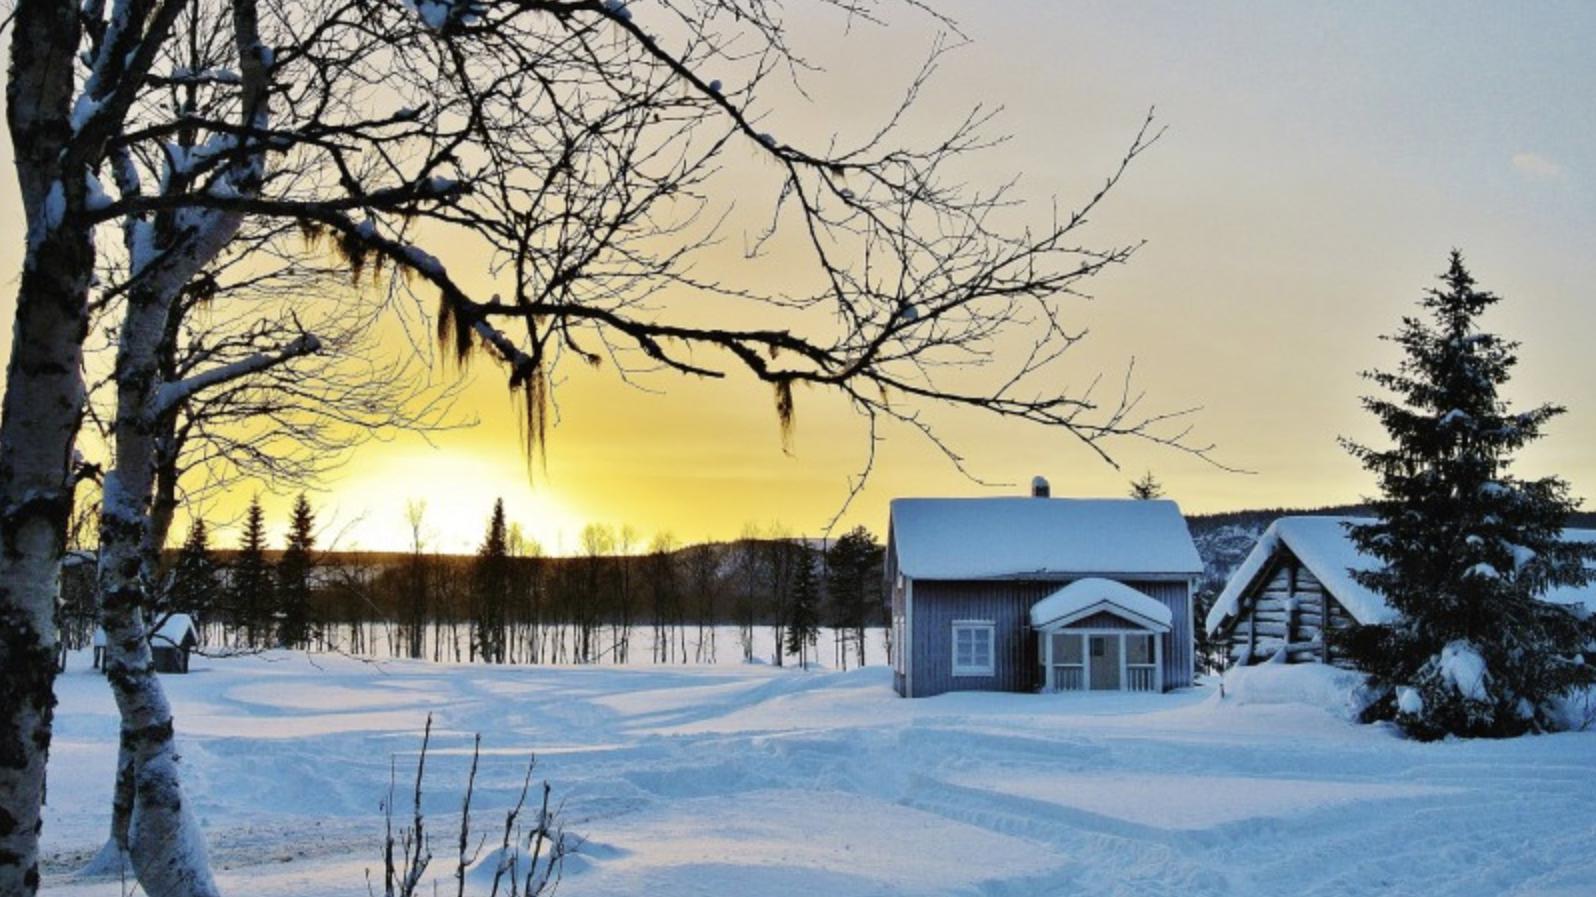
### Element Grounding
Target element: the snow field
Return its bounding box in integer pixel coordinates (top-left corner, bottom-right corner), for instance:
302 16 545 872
40 649 1596 896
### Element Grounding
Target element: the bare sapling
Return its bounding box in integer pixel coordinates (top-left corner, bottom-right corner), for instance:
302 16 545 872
374 715 570 897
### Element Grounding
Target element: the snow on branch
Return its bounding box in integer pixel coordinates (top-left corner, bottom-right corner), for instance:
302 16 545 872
152 332 321 416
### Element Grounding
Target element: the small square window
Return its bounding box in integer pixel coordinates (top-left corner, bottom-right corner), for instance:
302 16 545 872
952 622 995 676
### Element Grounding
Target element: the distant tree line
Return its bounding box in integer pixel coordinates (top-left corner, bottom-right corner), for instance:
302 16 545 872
129 497 890 669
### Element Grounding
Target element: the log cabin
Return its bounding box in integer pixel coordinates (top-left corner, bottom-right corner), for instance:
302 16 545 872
1205 516 1596 668
886 479 1204 697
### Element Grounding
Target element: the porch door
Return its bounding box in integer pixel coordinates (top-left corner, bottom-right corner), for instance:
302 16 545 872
1089 635 1120 690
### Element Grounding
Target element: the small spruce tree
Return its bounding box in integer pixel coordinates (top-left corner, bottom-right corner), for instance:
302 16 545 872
275 494 318 648
165 517 220 625
472 499 511 663
1128 470 1164 500
786 547 821 669
231 497 273 648
1340 252 1596 739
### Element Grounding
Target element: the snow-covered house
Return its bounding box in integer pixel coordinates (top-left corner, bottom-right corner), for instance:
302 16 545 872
886 480 1204 697
1205 516 1596 668
93 613 200 674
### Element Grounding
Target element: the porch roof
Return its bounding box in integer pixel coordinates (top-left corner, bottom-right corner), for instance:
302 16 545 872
1029 577 1173 632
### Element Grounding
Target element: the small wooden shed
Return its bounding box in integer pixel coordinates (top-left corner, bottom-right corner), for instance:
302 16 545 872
93 613 200 674
886 483 1204 698
1205 516 1596 668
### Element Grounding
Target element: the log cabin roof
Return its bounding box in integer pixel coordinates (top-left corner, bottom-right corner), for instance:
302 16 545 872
889 497 1203 581
1206 516 1596 636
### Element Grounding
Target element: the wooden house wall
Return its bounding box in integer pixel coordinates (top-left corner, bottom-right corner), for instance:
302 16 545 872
1139 580 1194 691
905 578 1194 697
907 580 1051 696
1223 552 1358 668
148 645 191 674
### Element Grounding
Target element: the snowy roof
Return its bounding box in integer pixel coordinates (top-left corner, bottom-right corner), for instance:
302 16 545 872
889 497 1203 580
1205 517 1596 635
92 613 198 649
152 613 198 647
1029 577 1174 631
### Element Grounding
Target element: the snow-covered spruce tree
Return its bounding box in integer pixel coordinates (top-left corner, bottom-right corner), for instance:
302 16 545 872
785 546 821 669
1340 252 1596 740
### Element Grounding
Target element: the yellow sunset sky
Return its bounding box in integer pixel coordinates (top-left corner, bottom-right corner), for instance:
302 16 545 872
4 1 1595 553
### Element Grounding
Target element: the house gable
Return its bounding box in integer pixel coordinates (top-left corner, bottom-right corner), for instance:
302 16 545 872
1211 542 1361 667
1064 609 1159 631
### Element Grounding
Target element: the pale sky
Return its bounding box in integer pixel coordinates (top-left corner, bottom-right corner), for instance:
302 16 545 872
4 1 1595 552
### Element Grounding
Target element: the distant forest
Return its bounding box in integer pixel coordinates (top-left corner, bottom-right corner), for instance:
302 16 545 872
59 496 889 671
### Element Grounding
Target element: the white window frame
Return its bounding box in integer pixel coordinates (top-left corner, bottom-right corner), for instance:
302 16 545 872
951 620 996 677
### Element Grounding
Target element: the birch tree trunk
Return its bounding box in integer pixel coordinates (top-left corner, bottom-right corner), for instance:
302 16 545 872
97 282 224 897
0 249 92 897
0 0 92 892
83 304 189 879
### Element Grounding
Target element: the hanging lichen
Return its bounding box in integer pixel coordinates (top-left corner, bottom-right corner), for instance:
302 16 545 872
773 379 795 452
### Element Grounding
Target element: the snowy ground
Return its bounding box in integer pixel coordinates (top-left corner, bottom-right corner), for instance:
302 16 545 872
41 649 1596 896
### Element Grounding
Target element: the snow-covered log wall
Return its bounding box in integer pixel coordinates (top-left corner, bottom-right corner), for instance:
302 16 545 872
1218 553 1358 667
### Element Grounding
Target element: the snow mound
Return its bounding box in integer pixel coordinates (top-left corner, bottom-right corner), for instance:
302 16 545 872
1552 686 1596 732
1438 640 1489 702
461 839 601 895
1397 686 1424 716
77 839 131 878
1218 662 1373 721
